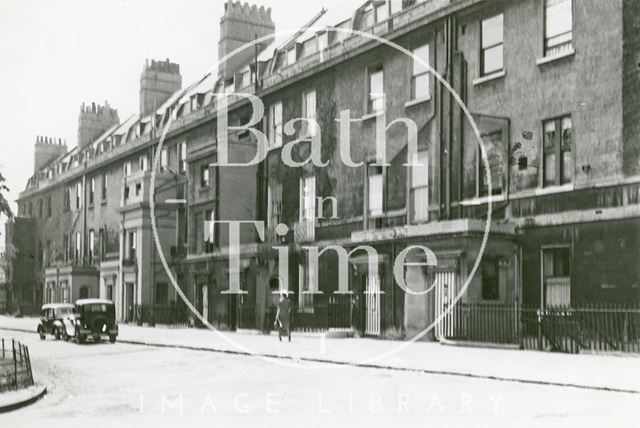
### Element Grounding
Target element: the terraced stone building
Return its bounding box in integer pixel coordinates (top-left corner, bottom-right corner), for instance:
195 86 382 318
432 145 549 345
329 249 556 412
9 0 640 344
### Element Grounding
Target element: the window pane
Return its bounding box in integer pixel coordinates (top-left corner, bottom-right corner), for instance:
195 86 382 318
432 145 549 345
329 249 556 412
481 260 499 300
561 116 572 150
543 120 556 151
390 0 402 15
370 69 383 95
305 91 316 119
369 69 384 112
544 153 556 185
413 187 428 221
412 74 429 99
411 151 428 188
479 131 503 195
376 4 388 22
545 0 572 38
482 45 503 75
412 45 429 75
481 14 503 48
368 174 383 217
318 32 328 51
287 47 296 65
562 151 572 184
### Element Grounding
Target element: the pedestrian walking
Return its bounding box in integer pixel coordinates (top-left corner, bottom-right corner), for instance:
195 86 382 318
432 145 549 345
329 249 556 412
274 291 291 342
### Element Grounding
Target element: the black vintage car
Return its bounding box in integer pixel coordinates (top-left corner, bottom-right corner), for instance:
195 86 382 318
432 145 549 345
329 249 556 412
63 299 119 343
37 303 75 340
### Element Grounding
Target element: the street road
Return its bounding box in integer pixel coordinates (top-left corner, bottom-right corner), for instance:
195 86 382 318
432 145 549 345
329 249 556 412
0 328 638 427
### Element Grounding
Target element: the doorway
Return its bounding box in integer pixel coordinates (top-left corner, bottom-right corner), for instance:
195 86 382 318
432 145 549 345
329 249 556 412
126 282 134 322
198 284 209 322
351 266 382 337
434 270 458 340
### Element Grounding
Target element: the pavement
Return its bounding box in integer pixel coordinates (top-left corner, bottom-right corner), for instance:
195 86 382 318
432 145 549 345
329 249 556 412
1 315 639 394
1 327 639 427
0 385 47 413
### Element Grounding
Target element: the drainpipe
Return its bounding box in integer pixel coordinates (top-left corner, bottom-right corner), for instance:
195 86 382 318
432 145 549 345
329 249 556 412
82 169 87 266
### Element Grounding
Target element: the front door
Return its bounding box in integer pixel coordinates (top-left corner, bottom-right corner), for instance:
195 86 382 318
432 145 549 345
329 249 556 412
199 284 208 322
126 282 134 322
364 274 381 336
434 270 458 340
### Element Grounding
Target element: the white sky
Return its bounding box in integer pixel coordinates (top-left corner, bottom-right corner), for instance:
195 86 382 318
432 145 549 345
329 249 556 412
0 0 352 244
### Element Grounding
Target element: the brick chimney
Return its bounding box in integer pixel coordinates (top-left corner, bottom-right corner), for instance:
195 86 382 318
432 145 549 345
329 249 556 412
218 1 275 80
77 101 119 150
139 58 182 117
34 136 67 172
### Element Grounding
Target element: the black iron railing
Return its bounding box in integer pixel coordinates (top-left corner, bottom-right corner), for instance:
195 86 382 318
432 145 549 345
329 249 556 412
237 294 352 333
0 339 34 392
520 304 640 354
446 303 520 344
133 304 189 327
443 303 640 354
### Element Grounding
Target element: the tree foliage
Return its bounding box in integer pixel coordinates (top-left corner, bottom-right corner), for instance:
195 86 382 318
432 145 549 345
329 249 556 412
0 170 13 220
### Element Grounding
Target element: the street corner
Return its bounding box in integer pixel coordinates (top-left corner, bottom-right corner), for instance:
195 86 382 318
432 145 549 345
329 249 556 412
0 384 47 414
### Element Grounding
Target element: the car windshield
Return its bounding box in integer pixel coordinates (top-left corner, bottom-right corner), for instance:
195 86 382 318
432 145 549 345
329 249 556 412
56 307 74 315
81 303 115 314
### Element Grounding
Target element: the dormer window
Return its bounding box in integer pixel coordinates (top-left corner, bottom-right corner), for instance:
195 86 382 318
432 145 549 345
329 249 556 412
318 31 328 53
224 78 234 94
375 2 389 22
287 46 297 66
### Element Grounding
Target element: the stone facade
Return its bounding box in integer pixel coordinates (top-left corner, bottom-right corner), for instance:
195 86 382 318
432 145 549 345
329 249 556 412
9 0 640 339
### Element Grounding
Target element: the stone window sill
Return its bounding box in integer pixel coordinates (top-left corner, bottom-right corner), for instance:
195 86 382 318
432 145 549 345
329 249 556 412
361 111 383 121
472 70 506 86
459 193 506 207
404 96 431 108
536 48 575 66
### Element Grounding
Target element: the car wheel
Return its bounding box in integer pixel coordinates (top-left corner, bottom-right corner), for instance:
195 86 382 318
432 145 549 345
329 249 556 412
38 326 45 340
54 327 61 340
76 328 86 344
109 335 117 343
63 329 69 341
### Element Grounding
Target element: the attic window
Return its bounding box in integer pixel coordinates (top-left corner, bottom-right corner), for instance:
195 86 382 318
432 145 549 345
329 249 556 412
318 31 328 53
224 78 234 94
375 2 389 22
287 46 297 66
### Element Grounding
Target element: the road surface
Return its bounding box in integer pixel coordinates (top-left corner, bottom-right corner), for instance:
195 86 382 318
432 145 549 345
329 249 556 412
0 328 638 427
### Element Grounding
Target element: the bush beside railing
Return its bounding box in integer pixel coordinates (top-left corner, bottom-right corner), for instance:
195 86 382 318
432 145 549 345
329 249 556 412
0 339 34 392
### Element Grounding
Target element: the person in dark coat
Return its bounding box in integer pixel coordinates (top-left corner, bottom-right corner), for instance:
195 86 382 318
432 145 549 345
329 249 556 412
274 291 291 342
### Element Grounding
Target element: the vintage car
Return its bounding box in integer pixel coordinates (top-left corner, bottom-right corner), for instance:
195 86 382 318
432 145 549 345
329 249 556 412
63 299 119 343
37 303 75 340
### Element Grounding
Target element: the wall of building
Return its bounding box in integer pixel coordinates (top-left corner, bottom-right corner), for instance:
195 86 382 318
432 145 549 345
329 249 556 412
459 0 625 193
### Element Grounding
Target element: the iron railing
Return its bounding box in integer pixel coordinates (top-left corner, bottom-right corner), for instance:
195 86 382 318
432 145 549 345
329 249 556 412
520 304 640 354
237 294 352 333
0 339 34 392
133 304 189 327
442 303 640 354
446 303 520 345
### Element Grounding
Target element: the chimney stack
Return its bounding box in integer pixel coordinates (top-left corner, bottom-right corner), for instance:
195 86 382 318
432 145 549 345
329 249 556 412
34 135 68 172
218 1 275 80
139 58 182 117
77 101 119 150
